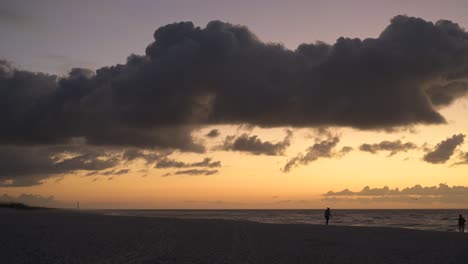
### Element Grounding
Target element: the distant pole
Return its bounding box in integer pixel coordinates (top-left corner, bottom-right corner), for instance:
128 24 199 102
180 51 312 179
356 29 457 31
77 201 80 209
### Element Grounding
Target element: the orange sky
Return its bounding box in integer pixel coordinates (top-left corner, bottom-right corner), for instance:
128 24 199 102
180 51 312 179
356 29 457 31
2 98 467 209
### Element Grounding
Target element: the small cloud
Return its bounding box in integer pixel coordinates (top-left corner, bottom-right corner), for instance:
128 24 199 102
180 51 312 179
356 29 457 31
283 135 350 172
101 170 115 176
156 157 221 169
173 169 218 176
220 130 292 156
85 171 99 176
205 129 220 138
122 149 167 164
359 140 418 156
114 169 130 175
452 152 468 166
423 134 465 164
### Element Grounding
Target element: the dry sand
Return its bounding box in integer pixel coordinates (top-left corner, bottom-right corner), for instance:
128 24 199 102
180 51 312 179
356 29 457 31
1 208 468 264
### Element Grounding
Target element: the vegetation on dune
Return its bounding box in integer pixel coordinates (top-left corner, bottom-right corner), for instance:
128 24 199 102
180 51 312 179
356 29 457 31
0 202 47 210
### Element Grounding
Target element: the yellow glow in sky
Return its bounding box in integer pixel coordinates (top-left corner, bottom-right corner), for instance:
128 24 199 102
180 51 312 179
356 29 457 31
2 99 467 209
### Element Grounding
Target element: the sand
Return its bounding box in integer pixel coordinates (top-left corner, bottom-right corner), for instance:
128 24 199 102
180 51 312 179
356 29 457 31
2 208 468 264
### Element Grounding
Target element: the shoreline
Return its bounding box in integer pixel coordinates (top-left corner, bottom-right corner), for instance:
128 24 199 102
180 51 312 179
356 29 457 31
2 208 468 263
86 208 465 233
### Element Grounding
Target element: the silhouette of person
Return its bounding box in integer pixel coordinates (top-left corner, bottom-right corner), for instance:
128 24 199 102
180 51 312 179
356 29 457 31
458 214 466 233
324 207 332 225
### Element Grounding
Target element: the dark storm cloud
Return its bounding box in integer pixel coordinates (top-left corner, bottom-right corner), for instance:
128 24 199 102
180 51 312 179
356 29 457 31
324 183 468 204
138 15 466 129
173 169 218 176
283 136 351 172
0 60 204 151
3 15 468 153
221 130 292 155
155 157 221 168
205 129 220 138
423 134 465 164
359 140 418 156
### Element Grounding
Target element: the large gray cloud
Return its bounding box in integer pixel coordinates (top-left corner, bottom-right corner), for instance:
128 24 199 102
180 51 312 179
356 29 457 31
220 130 292 155
2 15 468 152
423 134 465 164
0 61 204 151
359 140 418 156
282 136 352 172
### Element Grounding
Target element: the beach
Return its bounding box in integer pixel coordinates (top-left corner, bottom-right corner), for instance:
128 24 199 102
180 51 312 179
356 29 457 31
2 208 468 264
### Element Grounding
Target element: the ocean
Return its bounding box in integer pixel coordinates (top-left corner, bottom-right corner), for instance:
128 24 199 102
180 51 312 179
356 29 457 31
95 209 467 232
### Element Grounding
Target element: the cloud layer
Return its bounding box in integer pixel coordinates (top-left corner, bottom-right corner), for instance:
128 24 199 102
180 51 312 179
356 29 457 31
2 15 468 152
324 183 468 204
2 15 468 185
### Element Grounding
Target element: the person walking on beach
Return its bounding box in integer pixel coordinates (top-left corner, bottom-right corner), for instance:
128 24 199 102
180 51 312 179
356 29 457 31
458 214 466 233
324 207 332 225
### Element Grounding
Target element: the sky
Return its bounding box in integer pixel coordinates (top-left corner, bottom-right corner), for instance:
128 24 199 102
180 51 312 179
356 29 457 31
1 0 468 209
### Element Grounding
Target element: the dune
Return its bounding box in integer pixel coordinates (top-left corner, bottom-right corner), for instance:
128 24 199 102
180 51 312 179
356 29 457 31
1 208 468 264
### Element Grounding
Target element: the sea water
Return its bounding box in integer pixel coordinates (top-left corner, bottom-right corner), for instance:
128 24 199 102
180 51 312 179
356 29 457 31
96 209 466 232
